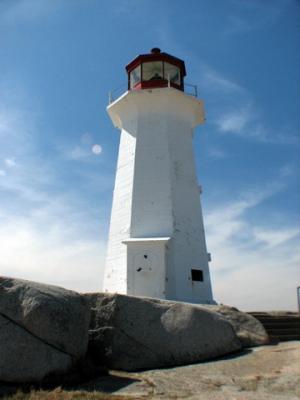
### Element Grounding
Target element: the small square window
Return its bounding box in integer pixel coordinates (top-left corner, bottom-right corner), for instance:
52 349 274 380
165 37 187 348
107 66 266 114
191 269 203 282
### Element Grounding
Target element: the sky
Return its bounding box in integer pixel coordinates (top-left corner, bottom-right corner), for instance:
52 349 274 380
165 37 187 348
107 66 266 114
0 0 299 311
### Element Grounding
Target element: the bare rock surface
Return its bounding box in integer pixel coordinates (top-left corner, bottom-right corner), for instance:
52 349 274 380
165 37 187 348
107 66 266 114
0 277 90 358
81 341 300 399
198 304 269 347
86 293 242 371
0 277 91 383
0 314 72 383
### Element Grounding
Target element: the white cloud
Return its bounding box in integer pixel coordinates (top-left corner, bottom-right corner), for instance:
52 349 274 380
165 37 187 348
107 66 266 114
0 214 105 292
5 158 16 167
63 142 103 160
205 182 300 311
196 62 299 146
217 107 251 134
0 91 106 293
215 107 300 145
198 64 244 96
203 68 243 94
65 145 91 160
253 227 300 248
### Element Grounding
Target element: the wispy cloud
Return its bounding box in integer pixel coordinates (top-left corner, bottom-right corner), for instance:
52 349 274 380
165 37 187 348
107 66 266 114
205 178 300 311
64 145 92 161
0 84 106 292
202 68 244 94
215 104 300 145
253 227 300 248
4 158 17 167
195 61 299 146
212 91 300 146
0 213 105 292
225 0 288 35
208 147 228 159
61 138 103 161
198 64 245 96
216 106 251 134
279 164 296 178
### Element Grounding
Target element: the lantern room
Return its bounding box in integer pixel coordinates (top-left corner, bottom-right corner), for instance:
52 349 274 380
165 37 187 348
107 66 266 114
126 48 186 91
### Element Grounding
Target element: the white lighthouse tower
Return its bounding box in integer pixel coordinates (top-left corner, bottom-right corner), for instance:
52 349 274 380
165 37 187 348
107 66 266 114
103 48 214 304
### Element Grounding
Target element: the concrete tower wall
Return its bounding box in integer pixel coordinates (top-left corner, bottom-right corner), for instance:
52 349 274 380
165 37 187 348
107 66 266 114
166 117 213 302
103 122 137 293
103 88 214 303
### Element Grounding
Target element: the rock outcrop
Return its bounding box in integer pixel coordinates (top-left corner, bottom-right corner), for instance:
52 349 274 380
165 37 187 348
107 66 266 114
86 293 242 371
0 277 271 383
0 277 90 383
198 305 269 347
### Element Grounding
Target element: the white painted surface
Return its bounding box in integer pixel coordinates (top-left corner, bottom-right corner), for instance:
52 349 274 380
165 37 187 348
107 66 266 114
103 87 214 303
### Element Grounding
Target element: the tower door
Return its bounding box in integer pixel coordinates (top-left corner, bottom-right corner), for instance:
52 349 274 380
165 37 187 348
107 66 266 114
126 243 166 299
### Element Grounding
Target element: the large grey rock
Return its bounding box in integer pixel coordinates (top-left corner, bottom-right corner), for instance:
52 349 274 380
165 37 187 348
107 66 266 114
0 314 72 383
86 293 242 371
0 277 90 358
198 305 269 347
0 277 91 383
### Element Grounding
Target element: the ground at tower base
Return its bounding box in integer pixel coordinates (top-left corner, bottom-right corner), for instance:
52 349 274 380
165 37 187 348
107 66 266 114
1 342 299 400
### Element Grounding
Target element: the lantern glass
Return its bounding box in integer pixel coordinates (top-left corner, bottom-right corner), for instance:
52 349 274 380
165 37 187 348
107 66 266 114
164 62 180 85
142 61 163 81
130 65 141 88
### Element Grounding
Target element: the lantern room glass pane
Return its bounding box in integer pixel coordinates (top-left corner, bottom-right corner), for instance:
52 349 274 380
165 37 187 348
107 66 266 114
130 65 141 89
142 61 163 81
164 62 180 85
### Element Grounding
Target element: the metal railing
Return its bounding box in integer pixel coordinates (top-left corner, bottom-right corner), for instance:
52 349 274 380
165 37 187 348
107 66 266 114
108 82 199 104
184 83 198 97
108 84 127 104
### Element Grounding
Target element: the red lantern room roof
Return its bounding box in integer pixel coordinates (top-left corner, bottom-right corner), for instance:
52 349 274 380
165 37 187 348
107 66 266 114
126 48 186 91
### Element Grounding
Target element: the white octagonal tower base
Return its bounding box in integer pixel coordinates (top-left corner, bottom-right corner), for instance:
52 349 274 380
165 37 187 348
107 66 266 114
103 87 214 304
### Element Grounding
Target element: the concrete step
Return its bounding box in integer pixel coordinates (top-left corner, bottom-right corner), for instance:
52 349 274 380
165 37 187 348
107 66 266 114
266 328 300 335
255 317 300 326
248 312 300 342
269 334 300 342
262 321 300 328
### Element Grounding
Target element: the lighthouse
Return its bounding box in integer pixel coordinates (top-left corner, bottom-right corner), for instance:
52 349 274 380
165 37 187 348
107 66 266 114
103 48 214 304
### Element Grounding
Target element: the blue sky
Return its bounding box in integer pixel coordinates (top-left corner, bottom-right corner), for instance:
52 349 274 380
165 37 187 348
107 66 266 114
0 0 299 310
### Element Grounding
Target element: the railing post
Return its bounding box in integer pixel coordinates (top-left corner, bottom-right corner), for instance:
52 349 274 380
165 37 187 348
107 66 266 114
108 91 112 104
